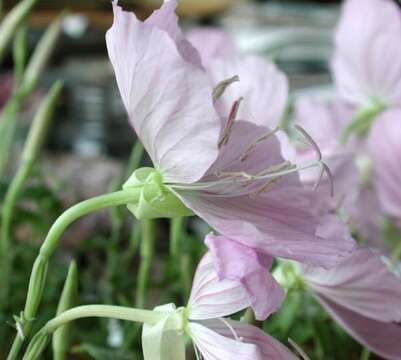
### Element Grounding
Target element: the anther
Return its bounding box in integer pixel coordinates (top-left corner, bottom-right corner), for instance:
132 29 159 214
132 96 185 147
212 75 240 103
218 97 244 149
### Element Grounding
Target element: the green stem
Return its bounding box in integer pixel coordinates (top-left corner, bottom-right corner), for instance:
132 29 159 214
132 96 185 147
169 217 191 300
136 219 155 309
169 217 184 257
23 305 167 360
360 347 370 360
7 189 140 360
0 159 33 302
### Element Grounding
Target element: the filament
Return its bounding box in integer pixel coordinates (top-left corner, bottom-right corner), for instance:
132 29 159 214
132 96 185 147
219 317 242 342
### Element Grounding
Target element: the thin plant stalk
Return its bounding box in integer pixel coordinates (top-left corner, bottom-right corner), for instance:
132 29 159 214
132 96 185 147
23 305 166 360
169 217 191 300
7 189 141 360
105 140 144 302
0 82 63 308
135 219 155 309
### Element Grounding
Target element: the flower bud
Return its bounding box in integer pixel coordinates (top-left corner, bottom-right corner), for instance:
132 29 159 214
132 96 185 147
18 12 65 97
52 261 78 360
0 0 38 62
123 168 193 220
24 256 48 320
22 330 50 360
22 81 63 163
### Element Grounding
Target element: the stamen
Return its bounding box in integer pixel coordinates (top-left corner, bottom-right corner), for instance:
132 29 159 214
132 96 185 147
294 125 334 197
288 338 311 360
212 75 240 103
170 126 333 197
240 126 280 162
294 125 322 161
218 97 243 149
219 317 242 342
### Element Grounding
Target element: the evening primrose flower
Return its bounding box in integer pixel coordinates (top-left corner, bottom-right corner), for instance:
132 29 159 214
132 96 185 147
333 0 401 109
142 253 300 360
275 247 401 360
332 0 401 138
106 0 355 268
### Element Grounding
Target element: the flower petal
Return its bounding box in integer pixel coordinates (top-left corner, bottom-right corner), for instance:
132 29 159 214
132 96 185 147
205 234 284 320
106 1 220 184
333 0 401 106
187 27 237 66
316 294 401 360
188 253 252 320
368 110 401 220
188 322 261 360
305 247 401 322
145 0 202 67
207 56 288 129
199 319 299 360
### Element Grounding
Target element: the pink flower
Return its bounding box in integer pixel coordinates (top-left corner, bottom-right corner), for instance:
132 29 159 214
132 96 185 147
304 247 401 359
368 110 401 221
142 253 300 360
106 1 355 269
333 0 401 108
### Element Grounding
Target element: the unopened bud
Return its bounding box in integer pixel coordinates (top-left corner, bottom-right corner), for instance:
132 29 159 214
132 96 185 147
22 330 50 360
24 256 48 320
0 0 38 62
52 261 78 360
22 81 63 163
19 12 65 97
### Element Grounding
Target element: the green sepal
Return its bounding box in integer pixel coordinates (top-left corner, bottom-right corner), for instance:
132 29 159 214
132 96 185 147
123 168 193 220
340 98 386 143
142 304 186 360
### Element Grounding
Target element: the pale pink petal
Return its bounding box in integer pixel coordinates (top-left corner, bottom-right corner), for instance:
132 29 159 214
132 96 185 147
345 183 384 250
316 294 401 360
187 253 251 320
332 0 401 107
106 1 220 184
145 0 202 67
305 247 401 322
187 27 237 66
368 110 401 220
294 97 353 143
188 322 261 360
205 234 284 320
207 56 288 129
200 319 299 360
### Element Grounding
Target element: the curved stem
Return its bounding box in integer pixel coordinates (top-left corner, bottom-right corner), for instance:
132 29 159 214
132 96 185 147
7 189 140 360
23 305 167 360
45 305 164 333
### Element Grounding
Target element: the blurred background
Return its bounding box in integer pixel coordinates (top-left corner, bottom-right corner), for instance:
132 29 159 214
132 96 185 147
2 1 379 359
